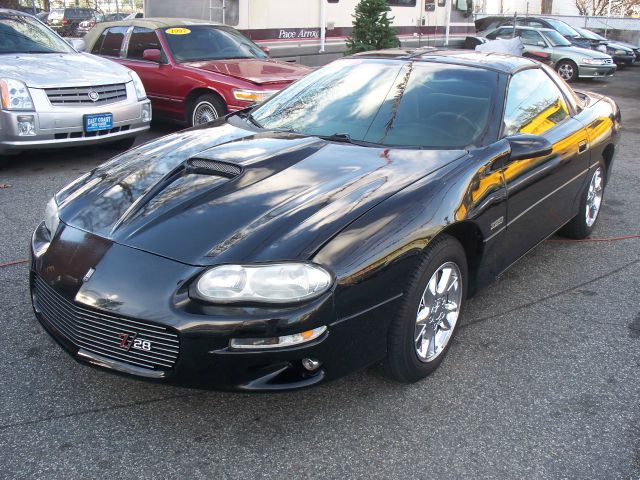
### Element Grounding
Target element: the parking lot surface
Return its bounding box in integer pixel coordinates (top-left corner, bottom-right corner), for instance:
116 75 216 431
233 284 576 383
1 70 639 479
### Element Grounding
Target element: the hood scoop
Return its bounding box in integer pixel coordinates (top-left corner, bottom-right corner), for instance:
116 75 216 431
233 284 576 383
108 158 241 236
186 158 242 178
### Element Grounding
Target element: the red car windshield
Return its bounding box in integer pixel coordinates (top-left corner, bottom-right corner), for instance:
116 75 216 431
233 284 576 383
162 25 268 62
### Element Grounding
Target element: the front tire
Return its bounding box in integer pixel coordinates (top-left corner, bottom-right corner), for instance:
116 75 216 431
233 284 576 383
385 235 468 383
560 162 606 239
556 59 578 82
188 94 226 127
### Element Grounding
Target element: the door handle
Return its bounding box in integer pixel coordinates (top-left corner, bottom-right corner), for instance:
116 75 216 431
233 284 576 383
578 140 588 153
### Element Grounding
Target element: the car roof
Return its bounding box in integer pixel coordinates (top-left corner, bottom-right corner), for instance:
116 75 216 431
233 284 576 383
495 25 555 32
95 17 224 29
351 49 540 74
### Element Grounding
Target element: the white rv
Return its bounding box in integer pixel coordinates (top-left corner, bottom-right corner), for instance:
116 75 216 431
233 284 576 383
145 0 476 64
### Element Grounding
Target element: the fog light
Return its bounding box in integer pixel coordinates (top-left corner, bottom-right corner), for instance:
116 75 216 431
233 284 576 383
141 103 152 122
229 326 327 350
17 115 36 136
302 358 321 371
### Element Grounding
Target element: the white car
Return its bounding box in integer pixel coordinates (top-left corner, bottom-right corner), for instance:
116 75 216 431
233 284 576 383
0 9 151 165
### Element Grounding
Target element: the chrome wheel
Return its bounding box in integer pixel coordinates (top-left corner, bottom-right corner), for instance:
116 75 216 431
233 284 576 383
192 101 219 125
415 262 462 363
586 167 604 227
558 63 575 81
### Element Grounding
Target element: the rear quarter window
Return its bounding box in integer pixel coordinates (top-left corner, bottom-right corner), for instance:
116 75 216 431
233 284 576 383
92 26 128 57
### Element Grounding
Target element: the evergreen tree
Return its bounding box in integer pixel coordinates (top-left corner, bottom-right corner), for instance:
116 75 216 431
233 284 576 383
346 0 400 55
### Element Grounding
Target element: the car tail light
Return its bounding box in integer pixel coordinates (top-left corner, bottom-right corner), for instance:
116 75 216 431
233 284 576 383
62 19 68 25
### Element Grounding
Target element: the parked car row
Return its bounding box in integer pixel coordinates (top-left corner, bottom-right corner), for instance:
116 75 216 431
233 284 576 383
475 15 638 71
0 9 310 164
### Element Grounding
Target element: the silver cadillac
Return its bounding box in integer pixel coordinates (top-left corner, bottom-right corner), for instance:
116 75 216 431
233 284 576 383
0 9 151 162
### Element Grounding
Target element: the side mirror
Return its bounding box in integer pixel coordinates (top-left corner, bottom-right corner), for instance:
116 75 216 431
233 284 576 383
143 48 161 62
506 134 553 161
261 46 270 56
69 39 86 52
537 41 546 47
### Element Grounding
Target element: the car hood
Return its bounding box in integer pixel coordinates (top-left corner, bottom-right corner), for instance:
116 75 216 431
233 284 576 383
556 45 611 59
56 120 467 266
1 53 131 88
182 58 311 85
608 42 633 52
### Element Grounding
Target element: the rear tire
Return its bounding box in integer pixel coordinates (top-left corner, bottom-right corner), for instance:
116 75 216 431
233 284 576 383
556 59 578 82
188 94 226 127
385 235 468 383
560 162 606 239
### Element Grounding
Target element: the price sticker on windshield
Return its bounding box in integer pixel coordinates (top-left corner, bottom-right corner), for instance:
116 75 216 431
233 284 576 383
166 28 191 35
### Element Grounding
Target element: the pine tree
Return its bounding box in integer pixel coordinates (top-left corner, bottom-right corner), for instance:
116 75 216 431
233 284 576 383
345 0 400 55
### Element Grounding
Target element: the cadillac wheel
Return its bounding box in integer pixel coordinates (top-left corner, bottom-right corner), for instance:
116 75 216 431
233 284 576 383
386 236 468 383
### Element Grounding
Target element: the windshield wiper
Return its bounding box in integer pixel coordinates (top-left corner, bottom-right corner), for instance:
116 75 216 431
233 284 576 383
318 133 378 147
235 109 263 128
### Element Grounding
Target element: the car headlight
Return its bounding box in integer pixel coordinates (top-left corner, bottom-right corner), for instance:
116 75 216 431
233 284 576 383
581 57 606 65
129 70 147 100
0 78 34 111
44 197 60 238
195 263 332 303
232 89 278 103
614 49 627 55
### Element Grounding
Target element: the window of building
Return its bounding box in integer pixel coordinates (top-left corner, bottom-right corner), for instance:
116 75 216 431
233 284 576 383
387 0 417 6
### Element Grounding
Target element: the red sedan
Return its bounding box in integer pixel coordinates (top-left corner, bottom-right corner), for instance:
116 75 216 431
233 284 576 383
84 19 312 126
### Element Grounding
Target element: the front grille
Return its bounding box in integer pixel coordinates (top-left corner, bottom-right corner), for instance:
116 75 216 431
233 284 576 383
45 83 127 106
33 276 179 372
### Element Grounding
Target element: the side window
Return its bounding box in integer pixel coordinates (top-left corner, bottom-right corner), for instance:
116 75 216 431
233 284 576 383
126 27 162 60
527 20 545 28
491 27 513 39
520 30 545 46
98 26 128 57
503 68 570 137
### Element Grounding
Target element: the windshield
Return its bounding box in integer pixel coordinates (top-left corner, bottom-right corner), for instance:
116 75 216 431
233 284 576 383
575 27 599 40
251 59 497 149
48 9 64 20
162 25 267 62
543 30 572 47
545 18 581 38
0 13 73 54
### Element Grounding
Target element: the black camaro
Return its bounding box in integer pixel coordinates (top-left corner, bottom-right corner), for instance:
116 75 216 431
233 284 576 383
31 50 620 391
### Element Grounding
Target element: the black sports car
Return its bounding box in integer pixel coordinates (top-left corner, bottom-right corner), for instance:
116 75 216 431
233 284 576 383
30 51 620 391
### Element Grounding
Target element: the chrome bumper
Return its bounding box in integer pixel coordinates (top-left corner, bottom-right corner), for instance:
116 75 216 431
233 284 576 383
0 85 151 155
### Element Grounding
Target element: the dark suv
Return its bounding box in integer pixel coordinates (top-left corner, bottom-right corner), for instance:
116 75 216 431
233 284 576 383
47 8 95 37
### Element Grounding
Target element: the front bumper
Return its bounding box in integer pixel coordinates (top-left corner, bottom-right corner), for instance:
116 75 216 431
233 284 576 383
612 53 635 65
0 84 151 155
30 223 395 391
578 64 617 78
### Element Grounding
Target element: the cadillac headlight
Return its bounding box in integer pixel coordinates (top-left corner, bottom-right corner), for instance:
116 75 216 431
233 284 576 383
195 263 332 303
0 78 34 111
232 89 278 103
129 70 147 100
581 57 606 65
44 197 60 238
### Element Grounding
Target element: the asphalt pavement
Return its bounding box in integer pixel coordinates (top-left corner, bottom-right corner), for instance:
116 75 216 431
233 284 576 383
1 69 639 479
